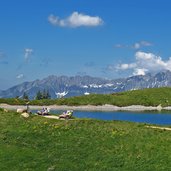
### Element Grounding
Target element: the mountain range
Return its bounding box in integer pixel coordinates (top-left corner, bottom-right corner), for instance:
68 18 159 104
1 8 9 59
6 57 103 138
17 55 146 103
1 70 171 99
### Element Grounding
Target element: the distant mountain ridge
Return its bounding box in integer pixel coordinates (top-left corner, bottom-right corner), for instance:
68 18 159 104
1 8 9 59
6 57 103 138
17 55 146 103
1 71 171 99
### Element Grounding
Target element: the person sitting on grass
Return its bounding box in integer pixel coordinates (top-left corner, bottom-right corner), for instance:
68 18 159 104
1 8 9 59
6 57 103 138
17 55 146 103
59 110 73 119
42 108 49 115
37 108 50 115
37 108 44 115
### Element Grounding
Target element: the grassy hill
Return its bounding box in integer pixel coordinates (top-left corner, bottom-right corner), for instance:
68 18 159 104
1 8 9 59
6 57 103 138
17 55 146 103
1 87 171 106
0 109 171 170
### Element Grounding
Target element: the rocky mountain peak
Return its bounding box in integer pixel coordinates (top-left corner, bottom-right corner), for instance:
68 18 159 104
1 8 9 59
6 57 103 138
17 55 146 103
1 71 171 99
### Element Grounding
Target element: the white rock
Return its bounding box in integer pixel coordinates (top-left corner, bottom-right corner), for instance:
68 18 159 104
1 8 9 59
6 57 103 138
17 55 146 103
17 108 26 113
21 112 29 118
3 109 8 112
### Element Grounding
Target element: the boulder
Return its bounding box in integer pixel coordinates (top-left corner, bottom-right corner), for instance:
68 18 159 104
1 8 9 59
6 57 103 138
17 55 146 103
157 104 162 111
17 108 27 113
21 112 29 118
3 109 8 112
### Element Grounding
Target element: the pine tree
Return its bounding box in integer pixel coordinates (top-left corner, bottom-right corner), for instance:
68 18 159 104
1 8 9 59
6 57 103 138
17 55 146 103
35 90 42 100
43 89 51 99
42 89 46 99
35 89 51 100
46 90 51 99
23 92 29 100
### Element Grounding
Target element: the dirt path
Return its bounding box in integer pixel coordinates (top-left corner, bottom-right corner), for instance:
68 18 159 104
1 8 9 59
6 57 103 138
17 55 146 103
146 126 171 131
43 115 59 119
0 103 169 112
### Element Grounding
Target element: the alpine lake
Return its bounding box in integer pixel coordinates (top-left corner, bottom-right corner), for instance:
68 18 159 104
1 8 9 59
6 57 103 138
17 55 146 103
32 109 171 125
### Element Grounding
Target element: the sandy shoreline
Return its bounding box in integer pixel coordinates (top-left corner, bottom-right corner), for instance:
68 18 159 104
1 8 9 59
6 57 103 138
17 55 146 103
0 103 171 112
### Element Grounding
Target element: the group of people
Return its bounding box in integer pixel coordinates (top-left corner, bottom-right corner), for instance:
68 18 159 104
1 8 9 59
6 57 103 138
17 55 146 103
36 108 73 119
59 110 73 119
37 108 50 115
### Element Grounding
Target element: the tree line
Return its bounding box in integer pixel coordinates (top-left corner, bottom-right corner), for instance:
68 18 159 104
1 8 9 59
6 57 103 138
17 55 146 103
22 89 51 100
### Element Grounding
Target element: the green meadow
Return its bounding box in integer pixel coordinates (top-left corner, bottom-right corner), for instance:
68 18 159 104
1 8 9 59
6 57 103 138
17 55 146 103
0 108 171 170
1 87 171 107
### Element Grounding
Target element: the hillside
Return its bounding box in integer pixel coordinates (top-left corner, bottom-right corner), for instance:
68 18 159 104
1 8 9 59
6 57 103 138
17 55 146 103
1 109 171 170
45 87 171 107
1 87 171 107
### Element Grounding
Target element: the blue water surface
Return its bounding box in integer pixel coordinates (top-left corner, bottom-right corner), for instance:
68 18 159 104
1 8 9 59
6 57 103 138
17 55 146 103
33 109 171 125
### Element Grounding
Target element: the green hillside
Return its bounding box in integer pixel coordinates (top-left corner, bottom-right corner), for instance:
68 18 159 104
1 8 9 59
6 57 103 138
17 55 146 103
46 87 171 107
1 87 171 107
1 109 171 170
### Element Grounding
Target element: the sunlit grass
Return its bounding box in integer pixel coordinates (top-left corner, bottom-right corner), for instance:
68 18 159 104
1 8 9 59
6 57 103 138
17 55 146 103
1 87 171 107
0 109 171 170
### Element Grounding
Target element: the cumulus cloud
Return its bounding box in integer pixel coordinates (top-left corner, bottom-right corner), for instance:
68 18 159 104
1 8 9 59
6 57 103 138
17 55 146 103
133 68 148 76
135 51 167 72
114 41 153 50
24 48 33 60
16 74 24 79
48 11 103 28
115 51 171 76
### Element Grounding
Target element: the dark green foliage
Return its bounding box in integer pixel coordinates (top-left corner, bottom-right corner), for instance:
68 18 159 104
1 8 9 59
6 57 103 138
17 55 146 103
35 90 42 100
35 89 51 100
41 89 51 99
0 110 171 170
22 92 29 100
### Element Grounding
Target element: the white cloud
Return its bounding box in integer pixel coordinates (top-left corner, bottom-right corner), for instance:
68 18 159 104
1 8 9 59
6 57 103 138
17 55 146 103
16 74 24 79
116 63 136 70
135 51 167 72
48 11 103 28
133 41 152 49
133 68 148 76
24 48 33 60
133 43 141 49
135 51 154 60
115 51 171 76
114 44 122 48
115 41 152 50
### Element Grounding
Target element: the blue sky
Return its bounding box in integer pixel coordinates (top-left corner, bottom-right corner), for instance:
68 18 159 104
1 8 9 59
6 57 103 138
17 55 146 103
0 0 171 89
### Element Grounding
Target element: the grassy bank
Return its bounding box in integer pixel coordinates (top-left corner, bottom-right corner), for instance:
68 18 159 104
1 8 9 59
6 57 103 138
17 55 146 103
0 109 171 170
1 87 171 107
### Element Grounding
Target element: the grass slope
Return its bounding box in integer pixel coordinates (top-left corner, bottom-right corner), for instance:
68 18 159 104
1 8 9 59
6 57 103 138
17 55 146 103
50 87 171 106
1 109 171 170
1 87 171 106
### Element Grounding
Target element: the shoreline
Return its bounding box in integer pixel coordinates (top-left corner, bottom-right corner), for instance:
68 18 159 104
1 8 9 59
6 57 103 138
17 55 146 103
1 103 171 112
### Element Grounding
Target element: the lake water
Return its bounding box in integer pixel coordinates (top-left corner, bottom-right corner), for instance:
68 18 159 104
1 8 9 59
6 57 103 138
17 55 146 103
34 109 171 125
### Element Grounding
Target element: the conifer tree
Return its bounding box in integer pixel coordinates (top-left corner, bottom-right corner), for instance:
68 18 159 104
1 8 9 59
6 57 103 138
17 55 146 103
23 92 29 100
35 90 42 100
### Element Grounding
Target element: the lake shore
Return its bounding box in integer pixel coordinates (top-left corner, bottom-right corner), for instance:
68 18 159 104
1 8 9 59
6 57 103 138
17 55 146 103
1 103 171 112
